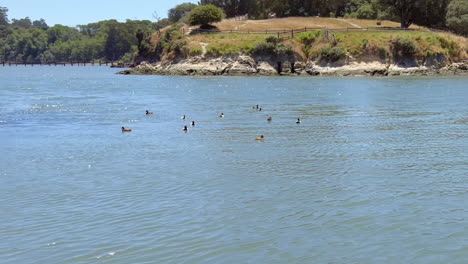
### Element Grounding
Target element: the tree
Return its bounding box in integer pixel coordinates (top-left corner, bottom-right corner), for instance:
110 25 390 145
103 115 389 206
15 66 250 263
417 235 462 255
380 0 422 28
168 3 198 22
33 18 49 30
446 0 468 36
189 5 223 28
0 6 8 25
11 17 33 28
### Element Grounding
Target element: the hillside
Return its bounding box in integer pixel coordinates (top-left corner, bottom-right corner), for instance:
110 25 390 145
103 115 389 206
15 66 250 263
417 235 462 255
213 17 422 31
129 17 468 76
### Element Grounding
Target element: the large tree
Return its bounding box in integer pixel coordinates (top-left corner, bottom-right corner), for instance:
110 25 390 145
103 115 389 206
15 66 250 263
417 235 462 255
168 3 198 22
189 5 223 27
381 0 422 28
0 6 8 25
446 0 468 36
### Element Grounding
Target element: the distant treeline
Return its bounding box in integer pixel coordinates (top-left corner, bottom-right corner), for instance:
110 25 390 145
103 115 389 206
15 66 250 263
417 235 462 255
0 7 171 64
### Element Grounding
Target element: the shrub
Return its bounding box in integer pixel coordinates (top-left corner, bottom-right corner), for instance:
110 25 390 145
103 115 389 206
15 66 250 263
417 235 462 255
391 38 419 57
320 46 346 62
189 5 223 28
189 47 203 56
378 46 387 59
296 31 321 46
251 41 292 57
170 39 187 53
252 42 276 56
265 36 280 45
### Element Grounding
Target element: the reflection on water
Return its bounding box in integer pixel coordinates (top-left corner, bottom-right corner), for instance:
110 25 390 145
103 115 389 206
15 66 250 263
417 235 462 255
0 67 467 264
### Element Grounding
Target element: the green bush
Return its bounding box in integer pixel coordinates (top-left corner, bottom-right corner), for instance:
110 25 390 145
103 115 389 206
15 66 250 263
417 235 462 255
320 46 346 62
296 31 321 46
189 5 223 28
189 47 203 56
251 40 292 57
391 37 419 57
252 42 276 56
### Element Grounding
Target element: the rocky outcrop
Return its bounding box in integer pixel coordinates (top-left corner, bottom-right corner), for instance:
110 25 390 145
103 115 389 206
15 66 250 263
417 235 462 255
119 56 468 77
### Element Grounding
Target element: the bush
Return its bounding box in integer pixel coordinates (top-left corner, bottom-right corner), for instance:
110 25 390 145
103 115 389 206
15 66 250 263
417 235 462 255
252 42 276 56
391 38 419 57
252 40 293 57
320 46 346 62
189 5 223 28
296 31 321 46
170 39 187 53
189 47 203 56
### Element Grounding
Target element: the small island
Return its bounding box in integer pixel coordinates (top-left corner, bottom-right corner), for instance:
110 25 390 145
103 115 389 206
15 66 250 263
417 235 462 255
121 2 468 77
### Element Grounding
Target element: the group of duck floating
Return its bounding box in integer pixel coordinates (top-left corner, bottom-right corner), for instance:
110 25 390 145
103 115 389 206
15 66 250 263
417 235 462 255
121 105 302 141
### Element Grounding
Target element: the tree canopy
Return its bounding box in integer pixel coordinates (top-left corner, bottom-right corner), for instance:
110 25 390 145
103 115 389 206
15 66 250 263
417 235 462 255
168 3 198 23
189 5 223 27
0 7 155 64
446 0 468 36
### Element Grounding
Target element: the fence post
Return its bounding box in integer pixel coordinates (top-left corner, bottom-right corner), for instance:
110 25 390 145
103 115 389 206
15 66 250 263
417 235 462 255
291 29 293 38
277 32 280 39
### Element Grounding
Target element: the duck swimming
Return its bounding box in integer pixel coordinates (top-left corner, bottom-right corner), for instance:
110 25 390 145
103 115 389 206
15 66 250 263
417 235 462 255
121 126 132 132
219 113 224 118
181 115 186 120
255 135 265 141
191 121 196 126
267 117 272 122
146 110 154 115
183 125 189 132
296 118 301 124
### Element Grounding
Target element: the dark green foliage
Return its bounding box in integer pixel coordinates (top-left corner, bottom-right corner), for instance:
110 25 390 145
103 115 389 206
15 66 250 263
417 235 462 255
0 12 155 63
11 17 32 28
188 5 223 27
320 46 346 62
0 6 8 25
391 37 419 57
252 37 293 57
446 0 468 36
168 3 198 23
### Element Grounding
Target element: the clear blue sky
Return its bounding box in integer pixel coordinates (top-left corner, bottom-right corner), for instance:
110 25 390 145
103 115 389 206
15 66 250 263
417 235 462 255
0 0 198 26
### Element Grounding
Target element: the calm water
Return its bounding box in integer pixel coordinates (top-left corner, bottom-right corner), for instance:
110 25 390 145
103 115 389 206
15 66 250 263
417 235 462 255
1 66 467 264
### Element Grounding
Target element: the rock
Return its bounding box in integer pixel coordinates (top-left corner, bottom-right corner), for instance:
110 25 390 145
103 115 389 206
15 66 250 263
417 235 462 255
257 61 278 75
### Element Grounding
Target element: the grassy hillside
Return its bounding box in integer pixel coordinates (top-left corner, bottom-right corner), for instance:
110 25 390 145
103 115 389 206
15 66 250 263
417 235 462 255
147 17 467 65
213 17 422 30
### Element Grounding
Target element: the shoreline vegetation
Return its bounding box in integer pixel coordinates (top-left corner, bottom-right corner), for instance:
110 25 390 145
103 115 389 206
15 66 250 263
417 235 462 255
120 17 468 77
2 1 467 76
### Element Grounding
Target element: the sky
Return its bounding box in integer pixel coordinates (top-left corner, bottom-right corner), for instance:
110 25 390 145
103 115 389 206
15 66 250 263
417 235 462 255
0 0 198 26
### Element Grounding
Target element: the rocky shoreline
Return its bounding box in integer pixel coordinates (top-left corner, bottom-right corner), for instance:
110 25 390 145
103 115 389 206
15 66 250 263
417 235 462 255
118 55 468 77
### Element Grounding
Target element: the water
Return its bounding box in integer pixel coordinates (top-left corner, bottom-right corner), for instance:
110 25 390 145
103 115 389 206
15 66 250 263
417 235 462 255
1 66 467 264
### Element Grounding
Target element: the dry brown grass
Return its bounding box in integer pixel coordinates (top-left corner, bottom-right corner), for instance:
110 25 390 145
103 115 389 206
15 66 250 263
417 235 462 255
213 17 423 31
339 18 421 29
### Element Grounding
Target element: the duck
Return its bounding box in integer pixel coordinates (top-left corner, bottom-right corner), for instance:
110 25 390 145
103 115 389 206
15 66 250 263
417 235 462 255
296 118 301 124
259 108 262 111
219 113 224 118
146 110 154 115
255 135 265 141
181 115 186 120
191 121 196 126
267 117 272 122
121 126 132 132
183 125 189 132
